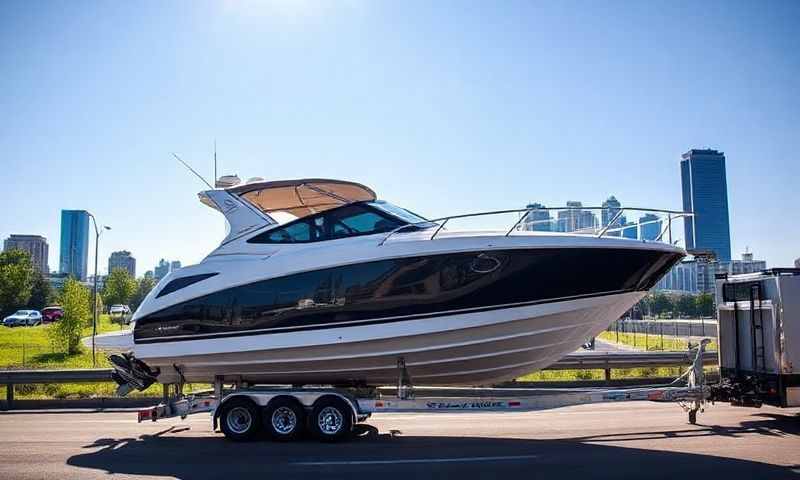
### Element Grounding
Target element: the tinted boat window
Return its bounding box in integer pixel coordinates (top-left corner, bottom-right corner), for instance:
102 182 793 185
328 208 401 239
275 222 311 242
156 273 219 298
248 203 403 244
259 220 320 243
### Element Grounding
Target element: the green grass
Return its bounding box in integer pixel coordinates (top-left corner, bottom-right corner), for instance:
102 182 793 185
0 314 124 369
0 315 167 399
597 331 717 352
516 366 685 382
514 330 719 382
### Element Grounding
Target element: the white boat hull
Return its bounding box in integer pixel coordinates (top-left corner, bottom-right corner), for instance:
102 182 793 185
137 291 644 386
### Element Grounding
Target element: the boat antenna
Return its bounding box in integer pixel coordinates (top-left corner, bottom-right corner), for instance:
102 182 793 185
172 152 213 189
213 139 217 187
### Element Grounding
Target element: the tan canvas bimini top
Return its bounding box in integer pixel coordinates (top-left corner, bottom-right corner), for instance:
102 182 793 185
228 179 377 219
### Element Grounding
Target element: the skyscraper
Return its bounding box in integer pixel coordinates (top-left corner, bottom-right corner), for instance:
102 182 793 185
557 201 597 232
680 149 732 261
601 196 626 237
59 210 90 281
716 251 767 276
108 250 136 277
601 196 621 226
3 234 49 274
655 260 698 293
620 222 638 240
639 213 663 241
521 203 552 232
154 259 171 280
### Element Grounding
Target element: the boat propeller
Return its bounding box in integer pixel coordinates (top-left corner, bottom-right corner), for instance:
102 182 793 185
109 353 160 397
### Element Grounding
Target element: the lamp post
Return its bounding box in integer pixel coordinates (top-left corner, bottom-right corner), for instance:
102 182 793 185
87 212 110 367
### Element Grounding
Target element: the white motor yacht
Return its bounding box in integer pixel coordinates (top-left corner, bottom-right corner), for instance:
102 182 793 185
104 178 687 393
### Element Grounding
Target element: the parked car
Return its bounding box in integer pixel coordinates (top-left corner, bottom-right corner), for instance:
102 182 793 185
109 305 132 324
2 310 43 327
41 306 64 323
109 305 131 316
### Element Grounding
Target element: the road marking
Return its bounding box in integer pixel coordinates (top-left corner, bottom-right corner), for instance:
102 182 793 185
293 454 540 466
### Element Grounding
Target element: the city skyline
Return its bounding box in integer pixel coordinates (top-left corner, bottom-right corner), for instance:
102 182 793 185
0 162 781 278
1 2 798 271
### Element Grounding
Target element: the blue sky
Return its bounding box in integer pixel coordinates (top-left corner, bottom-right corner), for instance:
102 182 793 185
1 0 798 274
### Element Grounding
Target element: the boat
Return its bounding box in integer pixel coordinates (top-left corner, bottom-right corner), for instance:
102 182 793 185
104 178 687 394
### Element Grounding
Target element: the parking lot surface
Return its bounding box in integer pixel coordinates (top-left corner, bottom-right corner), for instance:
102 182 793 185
0 401 798 479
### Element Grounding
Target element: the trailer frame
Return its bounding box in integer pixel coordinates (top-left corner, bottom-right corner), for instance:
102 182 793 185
136 340 712 442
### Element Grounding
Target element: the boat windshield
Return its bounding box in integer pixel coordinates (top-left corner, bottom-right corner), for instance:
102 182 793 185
248 202 434 244
369 201 432 226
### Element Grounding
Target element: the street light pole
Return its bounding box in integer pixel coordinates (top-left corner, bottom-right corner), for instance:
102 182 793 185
87 213 110 367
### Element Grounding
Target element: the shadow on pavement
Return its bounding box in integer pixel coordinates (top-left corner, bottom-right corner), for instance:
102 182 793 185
66 416 800 480
555 412 800 443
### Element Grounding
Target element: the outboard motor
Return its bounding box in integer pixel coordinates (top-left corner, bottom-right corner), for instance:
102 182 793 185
109 353 160 397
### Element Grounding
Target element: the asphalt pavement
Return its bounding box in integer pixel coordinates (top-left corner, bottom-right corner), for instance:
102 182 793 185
0 401 798 479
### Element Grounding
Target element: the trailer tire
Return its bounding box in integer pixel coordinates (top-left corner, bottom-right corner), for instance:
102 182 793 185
219 397 261 441
264 396 305 442
309 396 353 442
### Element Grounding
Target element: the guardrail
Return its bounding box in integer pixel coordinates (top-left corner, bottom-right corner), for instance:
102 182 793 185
0 350 717 410
379 206 694 245
550 350 716 370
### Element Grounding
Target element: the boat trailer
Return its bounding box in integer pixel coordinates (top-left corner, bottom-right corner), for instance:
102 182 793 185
134 339 712 442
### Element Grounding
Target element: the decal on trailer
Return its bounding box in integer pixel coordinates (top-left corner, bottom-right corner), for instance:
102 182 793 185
603 392 633 401
425 401 507 410
647 391 665 401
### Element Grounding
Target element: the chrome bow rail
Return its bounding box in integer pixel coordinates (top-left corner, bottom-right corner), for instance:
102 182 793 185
378 206 693 246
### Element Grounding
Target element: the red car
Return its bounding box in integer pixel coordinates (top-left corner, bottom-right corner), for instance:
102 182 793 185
41 306 64 323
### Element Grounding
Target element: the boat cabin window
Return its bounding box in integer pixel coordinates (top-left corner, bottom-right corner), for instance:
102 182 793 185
247 203 406 244
261 221 318 243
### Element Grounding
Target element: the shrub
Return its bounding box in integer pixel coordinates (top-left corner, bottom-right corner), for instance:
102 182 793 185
49 278 92 354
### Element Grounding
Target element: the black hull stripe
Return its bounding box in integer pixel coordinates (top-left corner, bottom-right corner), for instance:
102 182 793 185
135 248 681 343
134 289 635 344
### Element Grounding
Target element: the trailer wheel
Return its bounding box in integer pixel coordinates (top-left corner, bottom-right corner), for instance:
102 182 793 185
309 396 353 442
219 397 261 441
264 396 305 441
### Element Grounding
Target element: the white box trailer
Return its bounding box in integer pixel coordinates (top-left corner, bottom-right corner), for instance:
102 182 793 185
714 268 800 408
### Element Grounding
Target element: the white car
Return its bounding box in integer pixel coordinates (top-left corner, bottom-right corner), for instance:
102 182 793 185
2 310 42 327
109 305 132 324
109 305 131 315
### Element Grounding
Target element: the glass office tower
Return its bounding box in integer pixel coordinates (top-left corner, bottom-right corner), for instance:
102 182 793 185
59 210 90 281
680 149 732 262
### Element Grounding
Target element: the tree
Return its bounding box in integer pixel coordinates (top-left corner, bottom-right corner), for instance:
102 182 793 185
0 249 35 317
651 292 673 317
696 292 715 317
102 268 137 307
130 276 157 311
27 271 53 310
49 278 91 354
638 295 652 318
675 294 696 318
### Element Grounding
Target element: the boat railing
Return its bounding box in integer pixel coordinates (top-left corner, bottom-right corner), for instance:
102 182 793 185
378 207 694 246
